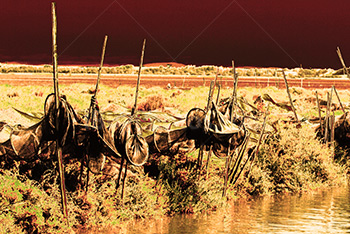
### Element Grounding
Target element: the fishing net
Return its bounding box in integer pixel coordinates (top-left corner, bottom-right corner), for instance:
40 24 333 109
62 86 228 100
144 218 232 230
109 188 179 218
109 116 149 166
75 104 122 173
9 122 43 161
148 126 190 154
125 134 149 166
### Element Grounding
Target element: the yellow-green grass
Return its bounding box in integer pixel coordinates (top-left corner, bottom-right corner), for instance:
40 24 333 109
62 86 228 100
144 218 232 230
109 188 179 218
0 83 349 232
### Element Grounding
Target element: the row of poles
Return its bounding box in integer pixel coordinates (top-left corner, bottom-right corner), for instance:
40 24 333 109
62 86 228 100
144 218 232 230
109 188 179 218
51 2 147 225
51 2 349 225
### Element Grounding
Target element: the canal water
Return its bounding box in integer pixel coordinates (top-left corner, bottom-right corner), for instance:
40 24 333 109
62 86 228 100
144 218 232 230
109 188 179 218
125 186 350 233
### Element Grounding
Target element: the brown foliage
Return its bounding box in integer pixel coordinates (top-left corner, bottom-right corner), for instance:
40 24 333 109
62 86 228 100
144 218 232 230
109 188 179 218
137 95 165 111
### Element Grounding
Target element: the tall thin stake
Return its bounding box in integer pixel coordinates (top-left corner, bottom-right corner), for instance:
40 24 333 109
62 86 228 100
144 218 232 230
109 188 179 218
85 35 108 192
331 110 335 143
222 138 232 197
282 70 298 121
51 2 68 223
231 60 239 121
121 39 146 199
200 81 214 171
232 60 238 102
89 35 108 125
315 91 323 133
247 105 269 177
325 92 330 142
336 47 350 79
332 85 345 114
206 81 215 112
131 39 146 116
209 68 219 102
205 86 221 179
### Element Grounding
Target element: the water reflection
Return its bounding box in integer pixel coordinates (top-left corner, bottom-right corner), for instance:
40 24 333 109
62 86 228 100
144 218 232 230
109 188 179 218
126 186 350 234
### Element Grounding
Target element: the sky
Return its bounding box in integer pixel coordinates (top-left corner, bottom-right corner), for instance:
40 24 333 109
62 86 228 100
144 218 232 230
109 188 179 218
0 0 349 68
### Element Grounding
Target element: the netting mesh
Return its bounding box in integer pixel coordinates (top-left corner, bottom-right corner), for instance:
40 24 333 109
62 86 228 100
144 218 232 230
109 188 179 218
109 116 149 166
10 123 42 160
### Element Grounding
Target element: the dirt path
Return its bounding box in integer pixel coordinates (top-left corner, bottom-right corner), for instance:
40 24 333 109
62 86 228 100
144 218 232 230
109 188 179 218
0 73 349 89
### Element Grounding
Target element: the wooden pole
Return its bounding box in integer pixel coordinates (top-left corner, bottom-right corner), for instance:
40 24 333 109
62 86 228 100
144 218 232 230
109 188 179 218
51 2 69 223
336 47 350 79
232 60 238 103
332 85 345 114
131 39 146 116
230 133 250 186
222 138 232 197
282 70 298 121
247 106 269 177
206 85 221 179
89 35 108 125
205 148 212 179
324 92 330 142
315 91 323 133
216 84 221 105
210 68 219 101
200 81 215 172
84 36 108 193
94 35 108 100
231 60 239 121
206 81 214 112
331 110 335 143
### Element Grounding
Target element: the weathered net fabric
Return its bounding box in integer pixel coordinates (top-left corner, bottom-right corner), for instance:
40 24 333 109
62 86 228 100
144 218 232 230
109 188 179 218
0 94 122 176
109 115 149 166
146 126 193 155
0 94 61 161
145 101 246 158
204 101 246 158
75 105 123 173
9 122 43 160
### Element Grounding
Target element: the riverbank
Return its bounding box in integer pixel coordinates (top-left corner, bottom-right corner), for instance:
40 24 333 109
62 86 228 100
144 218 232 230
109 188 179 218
0 84 349 232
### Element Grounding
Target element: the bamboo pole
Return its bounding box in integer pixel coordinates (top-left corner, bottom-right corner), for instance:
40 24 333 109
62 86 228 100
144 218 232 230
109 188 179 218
331 110 335 143
210 68 219 102
336 47 350 79
232 60 238 103
222 138 232 197
315 91 323 133
324 92 330 142
282 70 298 121
89 35 108 125
205 148 212 179
205 85 221 179
231 60 239 121
85 35 108 192
120 39 146 199
332 85 345 114
216 84 221 105
131 39 146 116
230 133 250 186
206 81 214 112
199 81 214 170
247 105 269 177
51 2 69 223
94 35 108 101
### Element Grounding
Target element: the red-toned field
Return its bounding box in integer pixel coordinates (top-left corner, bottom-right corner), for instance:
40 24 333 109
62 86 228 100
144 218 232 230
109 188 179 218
0 73 349 89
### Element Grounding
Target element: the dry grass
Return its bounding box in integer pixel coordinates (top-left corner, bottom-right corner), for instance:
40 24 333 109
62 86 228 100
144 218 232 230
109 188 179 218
0 83 349 232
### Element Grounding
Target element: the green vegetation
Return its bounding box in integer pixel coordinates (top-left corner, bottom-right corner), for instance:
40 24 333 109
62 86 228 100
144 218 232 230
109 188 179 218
0 63 341 78
0 84 349 232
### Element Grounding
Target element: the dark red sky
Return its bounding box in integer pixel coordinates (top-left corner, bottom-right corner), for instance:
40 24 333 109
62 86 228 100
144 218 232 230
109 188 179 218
1 0 349 68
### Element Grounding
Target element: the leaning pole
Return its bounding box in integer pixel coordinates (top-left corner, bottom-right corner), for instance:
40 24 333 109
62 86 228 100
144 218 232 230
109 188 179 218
51 2 69 223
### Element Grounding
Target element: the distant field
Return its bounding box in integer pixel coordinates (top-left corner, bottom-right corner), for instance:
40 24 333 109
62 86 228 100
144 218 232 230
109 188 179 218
0 73 349 89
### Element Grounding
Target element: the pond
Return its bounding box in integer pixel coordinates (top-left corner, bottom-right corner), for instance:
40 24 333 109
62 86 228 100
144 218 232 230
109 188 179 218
125 185 350 233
